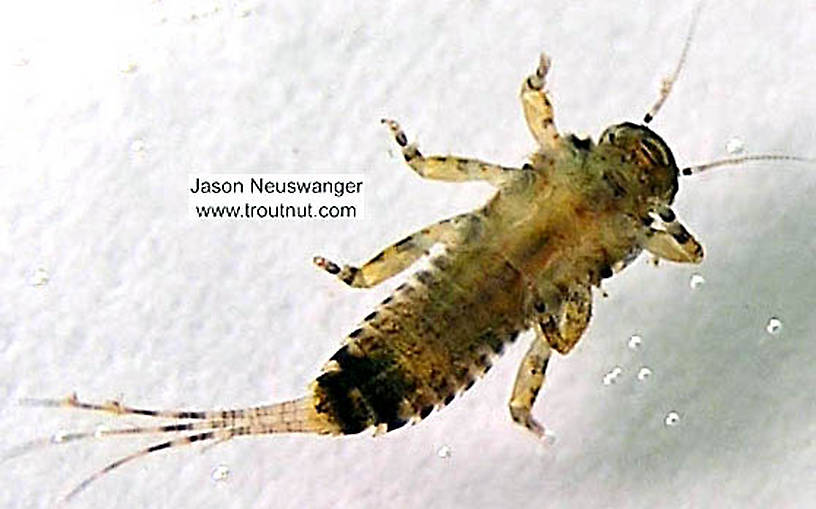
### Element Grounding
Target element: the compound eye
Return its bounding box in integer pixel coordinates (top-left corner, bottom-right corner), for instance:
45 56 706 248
639 137 671 167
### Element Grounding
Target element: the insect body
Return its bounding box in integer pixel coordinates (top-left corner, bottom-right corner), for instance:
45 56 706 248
12 6 812 501
307 56 695 437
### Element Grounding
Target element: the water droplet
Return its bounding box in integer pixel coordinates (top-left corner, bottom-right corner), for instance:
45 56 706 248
664 411 681 427
627 334 642 349
637 367 652 381
725 137 745 155
765 317 782 335
211 464 230 482
30 267 50 287
436 445 452 459
51 431 67 443
689 273 705 289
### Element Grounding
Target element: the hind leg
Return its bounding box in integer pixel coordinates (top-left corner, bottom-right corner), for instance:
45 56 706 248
314 213 476 288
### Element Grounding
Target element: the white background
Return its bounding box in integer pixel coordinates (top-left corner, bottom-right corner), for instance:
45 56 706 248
1 1 814 508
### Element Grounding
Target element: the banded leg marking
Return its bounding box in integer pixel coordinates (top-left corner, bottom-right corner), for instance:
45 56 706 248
381 119 518 186
520 53 561 152
642 207 704 263
509 324 551 437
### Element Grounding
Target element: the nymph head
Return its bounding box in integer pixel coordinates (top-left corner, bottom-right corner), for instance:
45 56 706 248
598 121 680 204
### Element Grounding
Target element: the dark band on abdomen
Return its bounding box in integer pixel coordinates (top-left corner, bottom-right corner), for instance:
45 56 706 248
314 345 414 434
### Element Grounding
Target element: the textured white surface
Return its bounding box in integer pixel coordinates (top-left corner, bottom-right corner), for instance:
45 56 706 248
1 1 814 508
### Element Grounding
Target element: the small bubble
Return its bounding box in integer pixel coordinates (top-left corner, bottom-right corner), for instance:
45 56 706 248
130 139 146 152
211 464 230 482
637 367 652 381
627 334 642 349
120 61 138 74
765 317 782 335
603 366 623 385
30 267 50 287
725 137 745 155
542 429 557 445
51 431 67 443
689 273 705 289
436 445 452 459
664 411 681 427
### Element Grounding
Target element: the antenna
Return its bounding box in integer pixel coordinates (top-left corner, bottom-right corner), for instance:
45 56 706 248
681 154 816 176
643 1 705 124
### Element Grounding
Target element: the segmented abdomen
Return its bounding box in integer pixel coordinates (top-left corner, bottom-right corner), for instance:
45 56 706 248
313 250 529 434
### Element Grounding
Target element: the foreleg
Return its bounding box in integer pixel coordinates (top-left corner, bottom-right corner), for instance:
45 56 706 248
641 208 704 263
520 53 561 152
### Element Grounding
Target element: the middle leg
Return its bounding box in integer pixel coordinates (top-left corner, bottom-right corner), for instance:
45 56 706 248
509 323 552 437
544 284 592 355
381 119 518 186
508 284 593 437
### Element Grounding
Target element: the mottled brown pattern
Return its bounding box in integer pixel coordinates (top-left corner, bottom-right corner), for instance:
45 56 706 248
317 247 528 430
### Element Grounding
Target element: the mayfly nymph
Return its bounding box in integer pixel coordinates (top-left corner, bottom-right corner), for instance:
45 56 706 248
9 3 812 502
